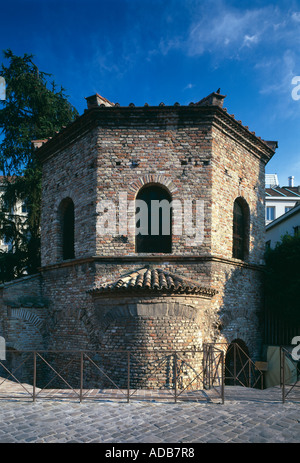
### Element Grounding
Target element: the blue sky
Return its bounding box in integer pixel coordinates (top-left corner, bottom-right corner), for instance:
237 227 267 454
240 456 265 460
1 0 300 186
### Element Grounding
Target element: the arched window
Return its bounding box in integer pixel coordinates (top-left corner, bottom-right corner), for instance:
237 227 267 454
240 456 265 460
58 198 75 260
135 184 172 253
232 197 249 261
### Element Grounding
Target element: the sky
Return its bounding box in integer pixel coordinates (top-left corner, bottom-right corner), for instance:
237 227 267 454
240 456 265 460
1 0 300 186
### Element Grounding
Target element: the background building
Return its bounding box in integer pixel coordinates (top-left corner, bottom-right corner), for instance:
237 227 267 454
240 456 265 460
0 176 28 252
266 202 300 249
265 174 300 225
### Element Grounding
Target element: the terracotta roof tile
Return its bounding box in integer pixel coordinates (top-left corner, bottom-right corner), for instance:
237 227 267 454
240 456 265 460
90 267 217 297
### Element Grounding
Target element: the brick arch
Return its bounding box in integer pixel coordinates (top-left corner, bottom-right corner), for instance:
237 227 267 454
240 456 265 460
10 308 44 330
53 189 78 211
128 175 178 200
6 308 45 351
233 195 250 210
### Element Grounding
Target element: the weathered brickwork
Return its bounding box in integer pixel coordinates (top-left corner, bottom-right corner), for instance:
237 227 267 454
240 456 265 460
0 274 46 349
94 109 213 257
210 121 267 263
0 91 277 387
40 128 99 266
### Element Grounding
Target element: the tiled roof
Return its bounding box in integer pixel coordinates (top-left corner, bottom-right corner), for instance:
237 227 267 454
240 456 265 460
90 267 217 297
266 187 300 198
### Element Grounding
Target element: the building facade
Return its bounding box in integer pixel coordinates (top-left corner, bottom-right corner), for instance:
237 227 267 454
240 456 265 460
0 91 277 387
265 174 300 225
0 176 28 252
266 202 300 249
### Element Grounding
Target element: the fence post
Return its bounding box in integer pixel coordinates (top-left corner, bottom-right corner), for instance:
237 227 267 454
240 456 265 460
281 347 285 404
221 350 224 404
249 359 251 388
80 352 83 403
174 352 177 403
280 346 283 388
33 351 36 403
127 351 130 404
207 345 211 389
202 345 206 389
234 343 237 386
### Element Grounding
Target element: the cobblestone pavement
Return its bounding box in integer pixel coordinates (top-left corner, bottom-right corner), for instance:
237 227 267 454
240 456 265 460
0 381 299 445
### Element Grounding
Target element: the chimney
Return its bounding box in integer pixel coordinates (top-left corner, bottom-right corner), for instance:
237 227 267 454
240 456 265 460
196 91 226 108
288 176 294 187
85 93 114 109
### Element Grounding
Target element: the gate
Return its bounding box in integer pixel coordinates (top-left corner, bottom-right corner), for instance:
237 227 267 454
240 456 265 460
224 342 264 389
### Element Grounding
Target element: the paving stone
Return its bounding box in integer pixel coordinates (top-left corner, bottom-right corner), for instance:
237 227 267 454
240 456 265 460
0 383 300 443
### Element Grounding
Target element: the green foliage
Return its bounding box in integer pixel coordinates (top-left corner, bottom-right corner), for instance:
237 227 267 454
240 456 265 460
0 49 78 281
264 233 300 323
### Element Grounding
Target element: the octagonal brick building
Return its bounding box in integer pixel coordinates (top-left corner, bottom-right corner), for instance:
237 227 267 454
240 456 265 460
0 91 277 388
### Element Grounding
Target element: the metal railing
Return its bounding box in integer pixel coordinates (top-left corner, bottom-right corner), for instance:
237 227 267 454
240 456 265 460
280 347 300 403
211 343 264 389
0 347 225 403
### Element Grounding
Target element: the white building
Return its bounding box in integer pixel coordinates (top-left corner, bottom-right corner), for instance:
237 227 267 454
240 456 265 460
0 176 28 252
265 202 300 249
265 174 300 225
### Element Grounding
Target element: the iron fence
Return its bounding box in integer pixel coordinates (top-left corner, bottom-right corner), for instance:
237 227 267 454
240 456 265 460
207 342 264 389
0 346 225 404
280 346 300 403
5 343 296 403
224 343 264 389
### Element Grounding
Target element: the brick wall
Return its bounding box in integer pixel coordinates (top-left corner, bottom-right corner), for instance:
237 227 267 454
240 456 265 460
211 122 266 264
0 274 46 351
86 294 212 389
94 107 213 256
40 128 99 266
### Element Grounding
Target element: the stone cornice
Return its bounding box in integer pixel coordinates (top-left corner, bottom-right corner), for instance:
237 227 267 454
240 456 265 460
35 104 276 165
210 109 276 165
38 254 265 273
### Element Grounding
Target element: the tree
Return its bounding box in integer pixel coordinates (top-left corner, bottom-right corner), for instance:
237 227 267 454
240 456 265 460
0 49 78 281
264 233 300 323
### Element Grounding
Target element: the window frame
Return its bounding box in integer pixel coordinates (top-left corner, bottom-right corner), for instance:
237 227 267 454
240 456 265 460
266 206 275 221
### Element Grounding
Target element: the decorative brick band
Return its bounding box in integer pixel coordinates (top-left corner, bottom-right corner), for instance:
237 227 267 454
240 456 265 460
100 302 202 326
